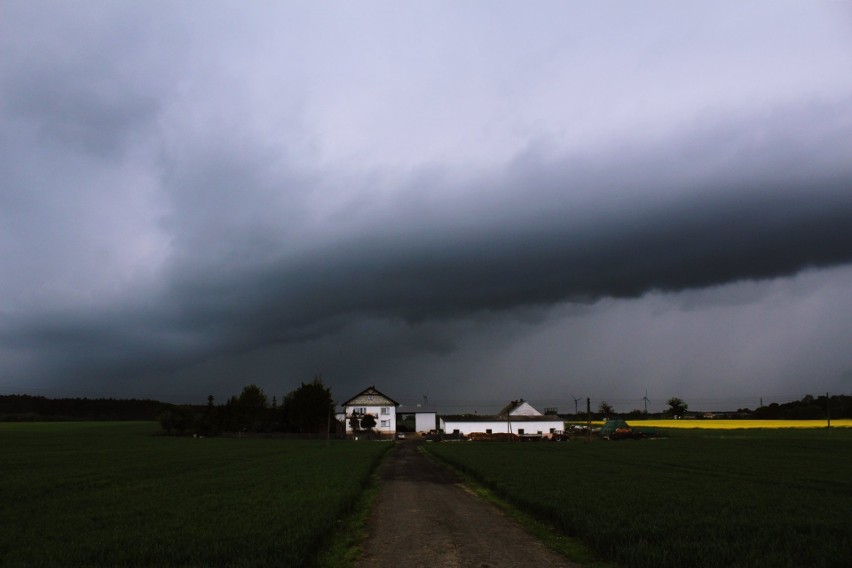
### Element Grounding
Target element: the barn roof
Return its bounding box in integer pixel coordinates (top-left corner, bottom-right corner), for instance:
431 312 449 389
497 399 543 417
441 414 562 423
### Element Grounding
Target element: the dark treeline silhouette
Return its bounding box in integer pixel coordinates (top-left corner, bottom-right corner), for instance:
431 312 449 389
0 394 161 421
158 378 339 437
750 394 851 420
4 390 848 429
568 394 851 421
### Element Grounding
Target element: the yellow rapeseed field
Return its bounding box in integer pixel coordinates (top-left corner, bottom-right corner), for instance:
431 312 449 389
622 418 852 429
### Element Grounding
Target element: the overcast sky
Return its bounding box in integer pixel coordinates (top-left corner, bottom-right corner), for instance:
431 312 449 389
2 1 852 412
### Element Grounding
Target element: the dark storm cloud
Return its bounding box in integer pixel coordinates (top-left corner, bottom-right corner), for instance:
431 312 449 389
6 91 850 400
157 99 852 345
171 178 851 349
3 1 852 403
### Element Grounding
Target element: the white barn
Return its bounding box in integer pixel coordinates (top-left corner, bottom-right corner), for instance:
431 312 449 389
397 410 438 434
341 386 399 439
415 412 437 433
440 399 564 439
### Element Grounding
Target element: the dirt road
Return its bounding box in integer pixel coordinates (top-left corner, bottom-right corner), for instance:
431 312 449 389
355 440 580 568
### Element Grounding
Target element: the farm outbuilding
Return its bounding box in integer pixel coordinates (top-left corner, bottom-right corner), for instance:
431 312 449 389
440 400 564 439
396 411 438 435
415 412 437 433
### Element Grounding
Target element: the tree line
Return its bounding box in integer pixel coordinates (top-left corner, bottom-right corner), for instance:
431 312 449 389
4 389 849 430
591 396 688 420
593 394 851 420
157 378 336 436
749 394 851 420
0 395 161 421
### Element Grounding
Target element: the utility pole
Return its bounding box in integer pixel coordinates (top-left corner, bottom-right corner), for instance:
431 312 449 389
827 392 831 436
326 406 331 447
586 398 591 442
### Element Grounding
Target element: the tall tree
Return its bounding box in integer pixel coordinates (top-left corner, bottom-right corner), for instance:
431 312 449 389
667 397 688 418
196 394 217 436
282 377 334 433
236 384 269 432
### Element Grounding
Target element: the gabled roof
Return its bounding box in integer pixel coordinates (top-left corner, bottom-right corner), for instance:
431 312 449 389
341 385 399 407
497 399 542 417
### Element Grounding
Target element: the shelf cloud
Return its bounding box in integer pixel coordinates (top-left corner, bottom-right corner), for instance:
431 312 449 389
2 2 852 409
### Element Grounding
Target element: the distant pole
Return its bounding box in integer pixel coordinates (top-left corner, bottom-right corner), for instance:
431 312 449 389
326 407 331 447
827 392 831 436
586 398 591 442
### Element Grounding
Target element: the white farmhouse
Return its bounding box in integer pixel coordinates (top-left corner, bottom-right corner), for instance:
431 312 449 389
440 399 564 439
341 386 399 439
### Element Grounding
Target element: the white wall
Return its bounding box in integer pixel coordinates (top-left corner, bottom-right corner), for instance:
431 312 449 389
345 404 396 436
439 418 564 437
415 412 437 433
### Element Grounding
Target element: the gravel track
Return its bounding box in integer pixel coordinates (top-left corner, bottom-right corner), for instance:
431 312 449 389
356 439 580 568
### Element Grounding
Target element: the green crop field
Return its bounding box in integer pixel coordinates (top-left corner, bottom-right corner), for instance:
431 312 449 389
424 429 852 568
0 422 389 567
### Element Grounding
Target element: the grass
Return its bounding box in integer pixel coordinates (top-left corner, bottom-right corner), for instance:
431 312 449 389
0 422 390 567
315 457 387 568
424 429 852 568
420 446 614 567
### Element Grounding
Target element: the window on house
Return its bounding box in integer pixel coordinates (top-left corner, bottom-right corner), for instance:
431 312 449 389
518 428 525 435
354 407 366 415
550 428 555 433
486 429 492 434
453 429 460 435
380 407 389 415
380 420 390 427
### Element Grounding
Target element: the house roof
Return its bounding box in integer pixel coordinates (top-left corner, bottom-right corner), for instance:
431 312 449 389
341 385 399 407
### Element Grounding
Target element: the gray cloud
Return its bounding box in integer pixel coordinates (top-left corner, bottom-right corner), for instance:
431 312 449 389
9 104 851 403
157 98 852 338
2 2 852 406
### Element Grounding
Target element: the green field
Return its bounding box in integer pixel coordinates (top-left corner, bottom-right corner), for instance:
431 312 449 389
424 429 852 568
0 422 389 567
